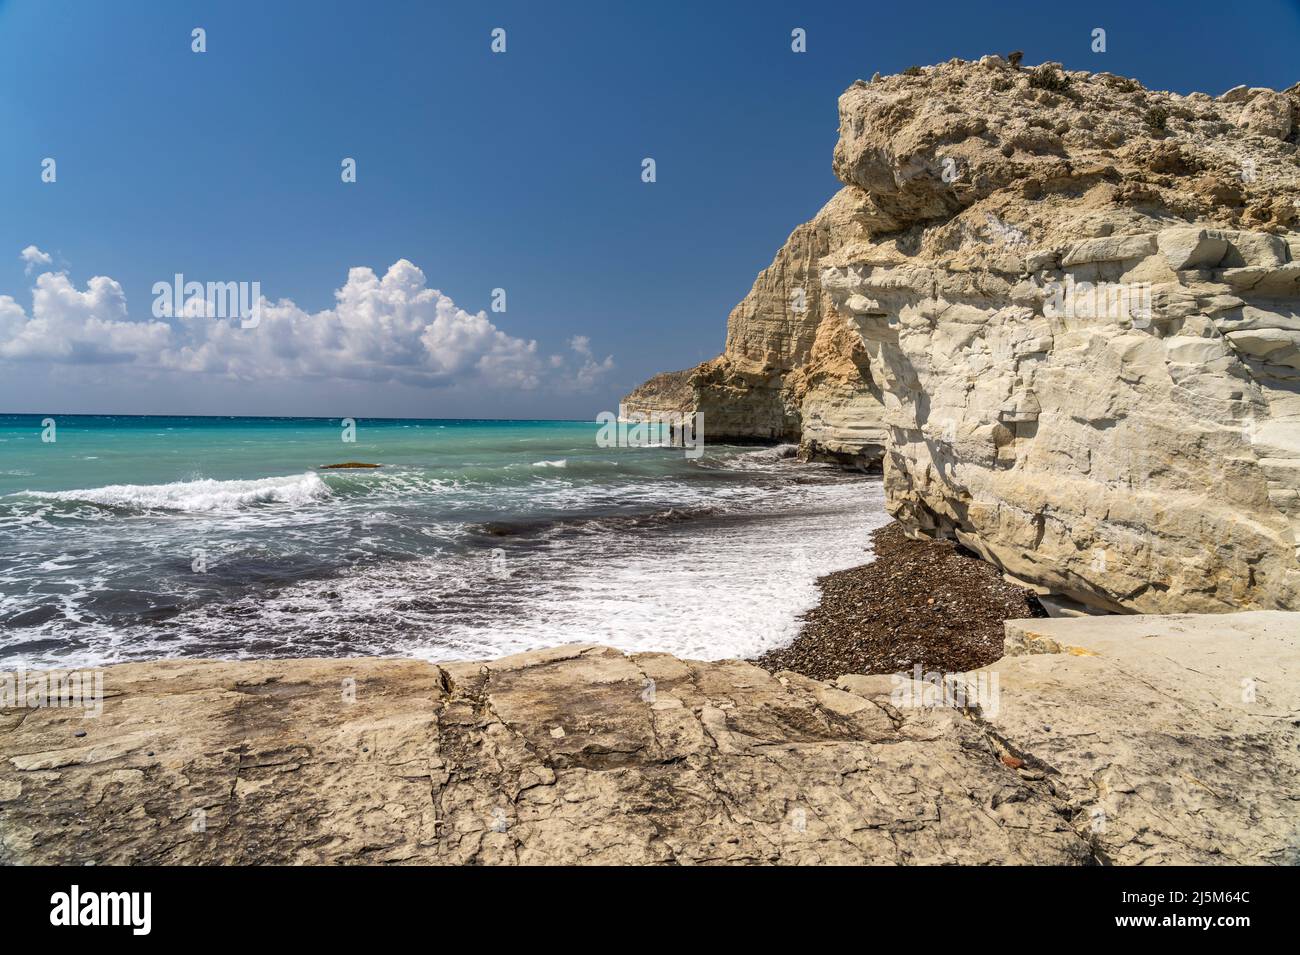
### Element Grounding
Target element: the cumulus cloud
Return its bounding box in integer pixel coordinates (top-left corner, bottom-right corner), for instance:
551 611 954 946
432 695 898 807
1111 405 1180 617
0 272 170 364
0 255 613 393
568 334 615 390
20 245 52 274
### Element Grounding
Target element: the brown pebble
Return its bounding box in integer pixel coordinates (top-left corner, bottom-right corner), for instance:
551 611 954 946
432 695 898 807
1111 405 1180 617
755 521 1046 680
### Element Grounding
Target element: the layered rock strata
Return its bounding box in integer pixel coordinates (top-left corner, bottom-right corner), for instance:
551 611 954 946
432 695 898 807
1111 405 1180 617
630 60 1300 613
624 190 889 467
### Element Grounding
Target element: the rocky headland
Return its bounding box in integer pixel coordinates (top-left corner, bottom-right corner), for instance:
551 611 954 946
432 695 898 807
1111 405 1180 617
627 57 1300 617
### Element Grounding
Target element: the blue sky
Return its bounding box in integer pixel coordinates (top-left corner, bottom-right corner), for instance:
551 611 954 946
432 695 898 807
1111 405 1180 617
2 0 1298 419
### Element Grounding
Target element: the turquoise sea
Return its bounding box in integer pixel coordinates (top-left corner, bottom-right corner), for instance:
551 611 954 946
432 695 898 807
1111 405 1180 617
0 414 887 667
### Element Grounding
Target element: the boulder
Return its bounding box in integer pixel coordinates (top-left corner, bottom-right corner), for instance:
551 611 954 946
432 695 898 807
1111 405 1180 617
1157 227 1229 270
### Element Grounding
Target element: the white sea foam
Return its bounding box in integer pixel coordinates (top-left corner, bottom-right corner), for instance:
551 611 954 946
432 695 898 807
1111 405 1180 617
0 435 890 669
414 480 891 662
49 477 890 668
21 472 331 513
705 443 802 471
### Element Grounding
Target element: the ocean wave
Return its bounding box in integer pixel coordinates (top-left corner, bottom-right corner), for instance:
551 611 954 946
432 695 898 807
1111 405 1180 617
693 443 800 471
497 458 625 477
17 472 332 513
467 504 721 542
0 472 889 668
736 443 800 462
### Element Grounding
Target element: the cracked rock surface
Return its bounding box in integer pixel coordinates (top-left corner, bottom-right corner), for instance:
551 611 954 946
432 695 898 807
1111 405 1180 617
4 612 1296 865
0 644 1090 865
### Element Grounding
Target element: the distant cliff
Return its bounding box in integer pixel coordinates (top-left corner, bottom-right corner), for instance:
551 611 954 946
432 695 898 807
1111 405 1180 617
626 57 1300 614
623 188 888 466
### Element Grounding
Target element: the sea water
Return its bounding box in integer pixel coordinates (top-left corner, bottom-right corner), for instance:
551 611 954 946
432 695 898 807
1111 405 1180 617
0 415 888 667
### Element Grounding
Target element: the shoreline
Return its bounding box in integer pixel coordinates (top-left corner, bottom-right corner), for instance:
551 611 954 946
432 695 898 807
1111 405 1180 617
755 522 1046 681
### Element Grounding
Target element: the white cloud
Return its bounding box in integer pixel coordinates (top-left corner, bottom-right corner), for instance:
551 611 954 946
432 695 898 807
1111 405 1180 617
20 245 52 274
568 334 615 389
1 255 613 393
0 272 170 364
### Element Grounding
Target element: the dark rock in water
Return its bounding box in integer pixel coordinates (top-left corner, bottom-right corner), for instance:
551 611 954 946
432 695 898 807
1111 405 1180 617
3 605 64 628
319 462 381 469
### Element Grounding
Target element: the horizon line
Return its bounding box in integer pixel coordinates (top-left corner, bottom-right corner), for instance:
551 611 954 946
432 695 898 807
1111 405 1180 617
0 411 591 423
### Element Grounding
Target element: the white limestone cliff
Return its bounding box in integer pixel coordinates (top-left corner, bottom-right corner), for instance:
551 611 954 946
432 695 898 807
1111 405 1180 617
627 58 1300 613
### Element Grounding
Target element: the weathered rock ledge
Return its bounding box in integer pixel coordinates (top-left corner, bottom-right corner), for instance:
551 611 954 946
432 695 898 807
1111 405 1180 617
2 612 1294 865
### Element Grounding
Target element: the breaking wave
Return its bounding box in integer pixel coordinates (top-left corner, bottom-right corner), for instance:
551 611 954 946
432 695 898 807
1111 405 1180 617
19 472 332 513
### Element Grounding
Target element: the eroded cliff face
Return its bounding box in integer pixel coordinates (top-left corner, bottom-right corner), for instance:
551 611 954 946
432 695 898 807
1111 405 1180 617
624 189 888 465
824 59 1300 614
629 58 1300 614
